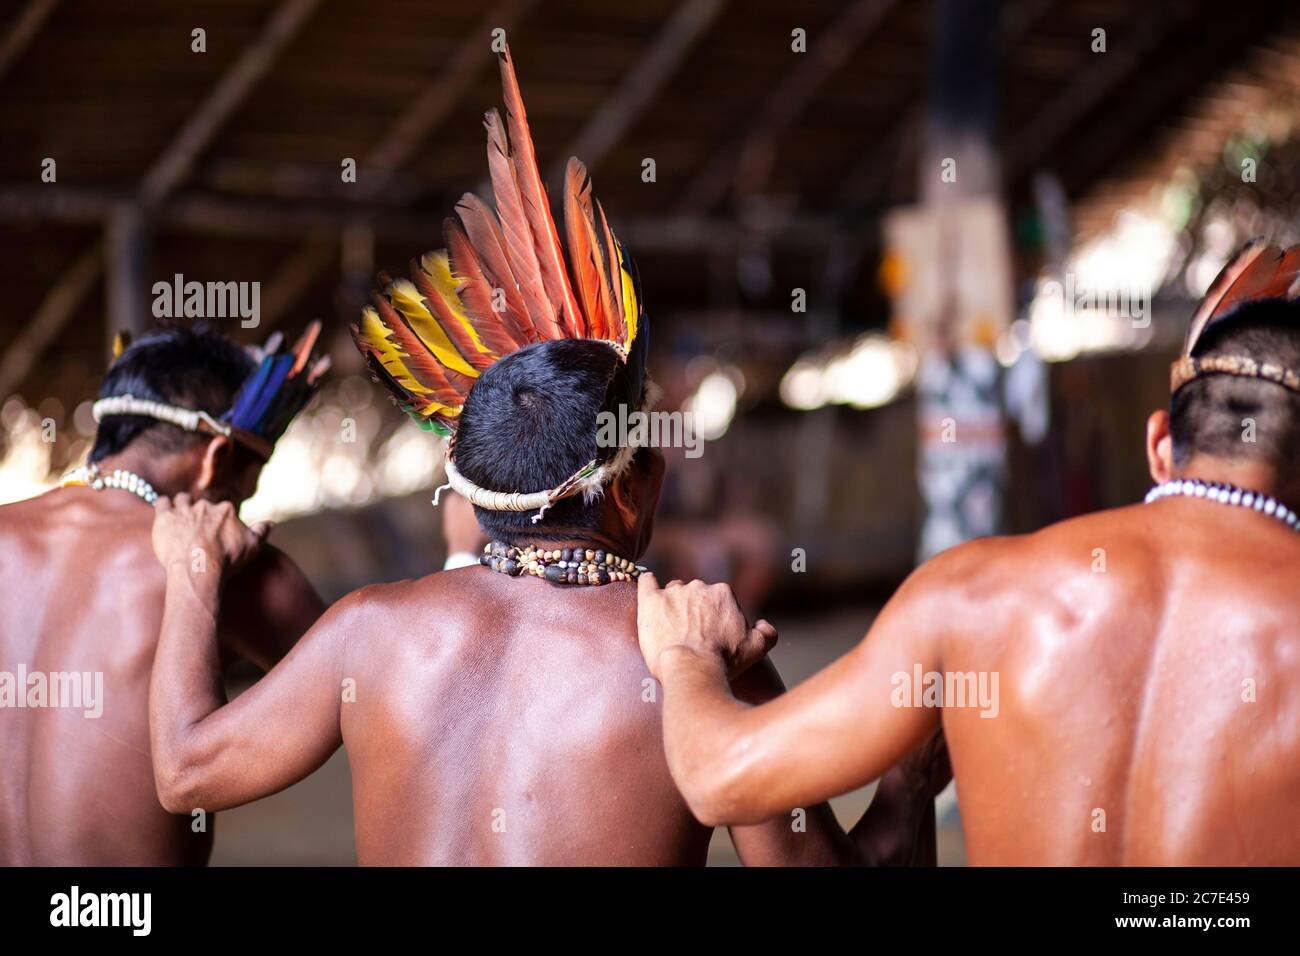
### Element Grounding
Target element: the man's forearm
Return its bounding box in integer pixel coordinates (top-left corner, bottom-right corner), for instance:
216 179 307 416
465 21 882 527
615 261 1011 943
850 768 938 866
148 560 228 811
657 645 761 826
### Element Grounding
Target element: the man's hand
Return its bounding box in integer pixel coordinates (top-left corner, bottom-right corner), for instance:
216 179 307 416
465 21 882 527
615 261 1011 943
152 493 270 577
637 572 777 680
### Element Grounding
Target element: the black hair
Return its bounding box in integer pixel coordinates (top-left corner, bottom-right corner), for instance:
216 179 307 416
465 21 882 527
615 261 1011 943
1171 297 1300 472
89 323 256 463
452 338 642 543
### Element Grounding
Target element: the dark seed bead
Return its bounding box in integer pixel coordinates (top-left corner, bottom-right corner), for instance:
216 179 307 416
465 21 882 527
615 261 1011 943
594 550 605 563
567 570 578 584
561 548 572 561
543 565 566 584
504 559 521 576
595 569 610 585
479 554 491 567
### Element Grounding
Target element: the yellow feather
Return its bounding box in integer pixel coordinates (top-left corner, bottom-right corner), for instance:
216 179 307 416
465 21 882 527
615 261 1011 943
421 252 494 356
388 279 479 379
616 240 638 350
359 306 433 396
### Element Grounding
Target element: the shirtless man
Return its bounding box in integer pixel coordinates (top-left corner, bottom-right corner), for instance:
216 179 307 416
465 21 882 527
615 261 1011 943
145 44 939 868
0 325 323 865
638 285 1300 865
146 338 940 865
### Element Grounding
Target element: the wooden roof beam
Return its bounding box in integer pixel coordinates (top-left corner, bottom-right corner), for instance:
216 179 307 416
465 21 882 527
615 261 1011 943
673 0 901 217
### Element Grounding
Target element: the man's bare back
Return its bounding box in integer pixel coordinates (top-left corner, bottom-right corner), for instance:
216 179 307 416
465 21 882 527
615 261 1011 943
0 487 318 865
147 498 884 866
938 500 1300 864
343 569 713 864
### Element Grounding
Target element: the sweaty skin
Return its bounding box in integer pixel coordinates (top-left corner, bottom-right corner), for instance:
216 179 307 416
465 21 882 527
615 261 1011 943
147 496 935 866
640 469 1300 864
0 486 322 865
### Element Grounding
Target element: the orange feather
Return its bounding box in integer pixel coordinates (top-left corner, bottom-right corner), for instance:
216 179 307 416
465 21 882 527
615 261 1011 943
498 45 584 336
485 108 559 338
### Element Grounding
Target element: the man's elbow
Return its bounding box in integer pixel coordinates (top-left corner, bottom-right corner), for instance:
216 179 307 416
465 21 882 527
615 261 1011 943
677 730 764 828
155 772 195 815
152 748 207 815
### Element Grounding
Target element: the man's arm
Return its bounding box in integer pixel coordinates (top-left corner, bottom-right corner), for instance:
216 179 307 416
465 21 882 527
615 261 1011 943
148 496 347 814
723 659 950 866
637 549 972 826
219 544 326 670
723 657 858 865
849 728 950 866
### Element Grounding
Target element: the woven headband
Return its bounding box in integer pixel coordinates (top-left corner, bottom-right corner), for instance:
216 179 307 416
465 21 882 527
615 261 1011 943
1170 355 1300 396
435 379 662 524
92 394 275 460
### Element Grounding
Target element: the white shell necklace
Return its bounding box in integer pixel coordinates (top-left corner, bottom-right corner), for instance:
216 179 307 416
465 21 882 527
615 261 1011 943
60 463 159 506
1144 478 1299 532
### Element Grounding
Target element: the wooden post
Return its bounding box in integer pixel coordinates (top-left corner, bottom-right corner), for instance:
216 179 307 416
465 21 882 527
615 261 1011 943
105 204 151 357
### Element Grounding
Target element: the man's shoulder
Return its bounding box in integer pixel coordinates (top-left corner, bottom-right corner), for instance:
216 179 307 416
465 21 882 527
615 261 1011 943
326 567 479 628
909 506 1157 629
928 505 1152 573
0 492 55 547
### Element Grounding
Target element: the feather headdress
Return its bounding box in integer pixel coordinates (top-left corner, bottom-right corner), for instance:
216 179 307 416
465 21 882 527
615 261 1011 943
94 322 329 460
351 46 651 519
1171 239 1300 396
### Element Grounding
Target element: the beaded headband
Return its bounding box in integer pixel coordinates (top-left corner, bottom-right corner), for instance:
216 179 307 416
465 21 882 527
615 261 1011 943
95 323 329 462
1172 240 1300 395
351 46 650 519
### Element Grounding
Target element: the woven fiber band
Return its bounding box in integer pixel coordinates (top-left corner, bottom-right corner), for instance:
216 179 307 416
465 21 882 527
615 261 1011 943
1170 355 1300 396
439 380 661 523
92 395 275 460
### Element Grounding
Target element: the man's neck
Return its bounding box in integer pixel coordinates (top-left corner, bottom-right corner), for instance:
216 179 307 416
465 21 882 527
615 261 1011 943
1175 457 1299 513
93 451 191 500
501 531 634 560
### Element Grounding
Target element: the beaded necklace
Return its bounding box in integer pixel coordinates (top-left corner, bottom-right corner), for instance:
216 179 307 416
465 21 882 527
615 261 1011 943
1144 478 1299 532
60 463 159 506
479 541 644 586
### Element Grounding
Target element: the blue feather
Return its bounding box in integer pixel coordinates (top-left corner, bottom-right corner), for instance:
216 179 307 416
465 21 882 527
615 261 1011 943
227 355 275 427
243 355 294 433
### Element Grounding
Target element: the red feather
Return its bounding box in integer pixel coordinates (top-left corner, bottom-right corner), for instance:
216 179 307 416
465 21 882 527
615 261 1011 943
498 45 584 337
594 198 626 346
454 193 537 340
485 108 559 338
444 219 531 352
563 158 612 339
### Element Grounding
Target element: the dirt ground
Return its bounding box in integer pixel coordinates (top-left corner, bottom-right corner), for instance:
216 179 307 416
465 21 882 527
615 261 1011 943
209 602 966 866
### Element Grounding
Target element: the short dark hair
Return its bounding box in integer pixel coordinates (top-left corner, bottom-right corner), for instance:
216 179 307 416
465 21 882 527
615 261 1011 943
1171 298 1300 472
90 324 255 463
452 338 641 543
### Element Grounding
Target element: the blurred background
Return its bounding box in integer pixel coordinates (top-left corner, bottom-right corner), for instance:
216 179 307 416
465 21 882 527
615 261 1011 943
3 0 1300 864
